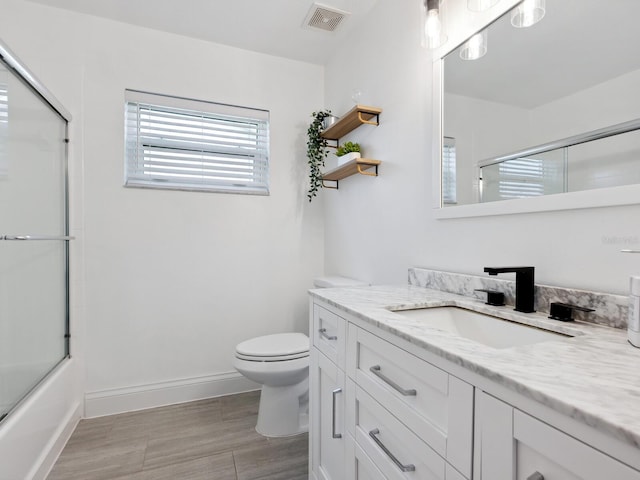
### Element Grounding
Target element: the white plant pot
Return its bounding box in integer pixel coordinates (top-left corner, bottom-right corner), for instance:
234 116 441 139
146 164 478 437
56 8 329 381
337 151 361 166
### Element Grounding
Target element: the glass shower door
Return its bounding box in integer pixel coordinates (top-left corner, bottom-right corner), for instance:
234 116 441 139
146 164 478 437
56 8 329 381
0 59 70 422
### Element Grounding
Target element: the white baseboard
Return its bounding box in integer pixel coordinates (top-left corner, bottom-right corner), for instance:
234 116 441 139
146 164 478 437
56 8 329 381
85 372 259 418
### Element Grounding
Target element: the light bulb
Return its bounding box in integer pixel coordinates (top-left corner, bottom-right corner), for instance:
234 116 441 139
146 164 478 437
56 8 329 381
424 6 447 49
460 30 487 60
423 0 447 49
425 9 442 40
511 0 545 28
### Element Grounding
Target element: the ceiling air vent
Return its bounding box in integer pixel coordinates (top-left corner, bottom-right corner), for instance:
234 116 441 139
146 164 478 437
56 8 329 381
304 3 350 32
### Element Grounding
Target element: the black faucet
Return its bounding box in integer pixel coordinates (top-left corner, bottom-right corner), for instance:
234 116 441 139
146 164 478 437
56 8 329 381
483 267 535 313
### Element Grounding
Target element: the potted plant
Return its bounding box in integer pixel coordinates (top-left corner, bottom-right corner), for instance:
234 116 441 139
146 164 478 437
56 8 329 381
335 141 361 166
307 110 332 202
323 113 340 130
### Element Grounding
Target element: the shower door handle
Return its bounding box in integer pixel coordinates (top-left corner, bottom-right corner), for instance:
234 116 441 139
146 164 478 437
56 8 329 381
2 235 75 241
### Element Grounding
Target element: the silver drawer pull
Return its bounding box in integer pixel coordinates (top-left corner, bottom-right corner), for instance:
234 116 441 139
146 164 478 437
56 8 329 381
527 473 544 480
332 388 342 439
3 235 75 241
319 328 337 341
370 365 417 396
369 428 415 472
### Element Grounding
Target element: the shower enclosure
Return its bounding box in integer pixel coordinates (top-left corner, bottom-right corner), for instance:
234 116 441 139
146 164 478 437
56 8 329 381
0 42 71 424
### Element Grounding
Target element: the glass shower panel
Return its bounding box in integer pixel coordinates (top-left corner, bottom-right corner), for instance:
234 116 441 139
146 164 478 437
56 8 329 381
0 60 69 421
480 148 567 203
567 129 640 192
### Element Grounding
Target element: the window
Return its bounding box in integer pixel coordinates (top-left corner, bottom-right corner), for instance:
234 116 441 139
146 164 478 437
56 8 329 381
125 90 269 194
442 137 457 204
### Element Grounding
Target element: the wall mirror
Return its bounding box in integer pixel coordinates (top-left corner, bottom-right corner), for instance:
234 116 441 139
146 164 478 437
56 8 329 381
440 0 640 214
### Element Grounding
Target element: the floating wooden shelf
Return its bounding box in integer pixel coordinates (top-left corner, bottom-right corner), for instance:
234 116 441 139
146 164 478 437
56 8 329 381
321 105 382 141
321 158 381 189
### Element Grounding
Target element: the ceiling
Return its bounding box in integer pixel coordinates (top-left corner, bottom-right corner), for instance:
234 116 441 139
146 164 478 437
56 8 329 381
444 0 640 108
24 0 378 65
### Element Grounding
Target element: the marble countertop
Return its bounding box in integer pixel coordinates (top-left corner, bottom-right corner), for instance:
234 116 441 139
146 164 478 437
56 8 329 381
309 284 640 449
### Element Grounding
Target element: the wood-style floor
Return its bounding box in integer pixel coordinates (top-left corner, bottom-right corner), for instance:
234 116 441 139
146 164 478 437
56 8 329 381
47 391 308 480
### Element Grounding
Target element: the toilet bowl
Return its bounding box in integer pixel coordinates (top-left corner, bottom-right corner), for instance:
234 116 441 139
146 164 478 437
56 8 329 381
233 333 310 437
233 276 368 437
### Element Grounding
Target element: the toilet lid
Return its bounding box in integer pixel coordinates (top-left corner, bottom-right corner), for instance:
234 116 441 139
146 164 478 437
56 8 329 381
236 333 309 358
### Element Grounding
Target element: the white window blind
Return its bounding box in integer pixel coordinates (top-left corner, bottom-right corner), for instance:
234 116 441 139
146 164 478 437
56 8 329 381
125 90 269 195
0 72 8 177
481 153 566 202
497 157 546 199
442 137 457 204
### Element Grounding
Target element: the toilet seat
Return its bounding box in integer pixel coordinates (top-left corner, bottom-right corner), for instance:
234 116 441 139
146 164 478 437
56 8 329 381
235 333 309 362
236 351 309 362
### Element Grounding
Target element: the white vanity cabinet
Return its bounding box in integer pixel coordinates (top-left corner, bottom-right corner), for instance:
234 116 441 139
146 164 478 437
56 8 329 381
310 296 640 480
310 303 347 480
476 392 640 480
310 299 473 480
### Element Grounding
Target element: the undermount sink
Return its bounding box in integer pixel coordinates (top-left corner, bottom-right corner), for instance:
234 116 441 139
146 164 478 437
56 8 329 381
391 307 571 349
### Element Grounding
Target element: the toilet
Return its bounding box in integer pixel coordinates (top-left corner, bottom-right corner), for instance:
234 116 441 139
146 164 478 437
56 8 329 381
233 276 367 437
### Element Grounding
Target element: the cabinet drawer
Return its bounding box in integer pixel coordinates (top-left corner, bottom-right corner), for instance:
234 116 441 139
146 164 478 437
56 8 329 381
354 385 446 480
513 410 640 480
347 433 388 480
348 325 473 477
313 304 346 367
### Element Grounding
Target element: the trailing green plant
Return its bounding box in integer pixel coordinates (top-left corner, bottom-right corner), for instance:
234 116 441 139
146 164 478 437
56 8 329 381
307 110 332 202
335 141 361 157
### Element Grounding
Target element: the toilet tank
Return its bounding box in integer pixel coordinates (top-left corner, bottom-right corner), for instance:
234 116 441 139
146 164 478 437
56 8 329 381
313 276 368 288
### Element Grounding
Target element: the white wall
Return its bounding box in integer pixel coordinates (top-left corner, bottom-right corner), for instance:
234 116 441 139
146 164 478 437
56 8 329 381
444 93 532 204
78 9 325 408
323 0 432 284
530 67 640 144
323 0 640 294
1 0 325 422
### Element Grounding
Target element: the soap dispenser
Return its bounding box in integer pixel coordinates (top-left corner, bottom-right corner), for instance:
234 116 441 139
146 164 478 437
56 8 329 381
629 276 640 348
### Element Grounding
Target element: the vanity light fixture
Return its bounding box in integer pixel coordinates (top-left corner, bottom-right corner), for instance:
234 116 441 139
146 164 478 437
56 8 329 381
467 0 499 12
460 29 488 60
511 0 545 28
424 0 447 49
